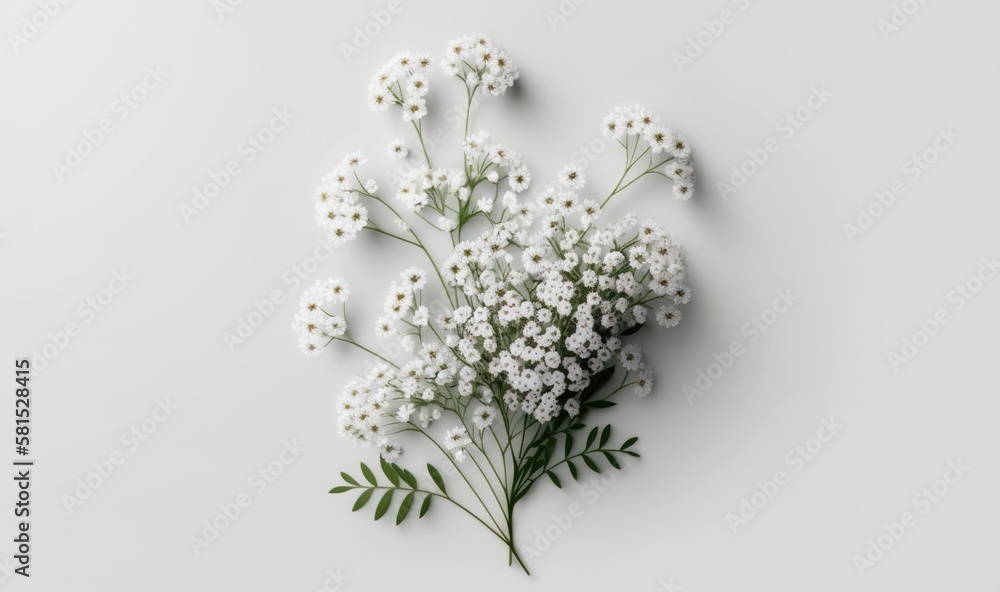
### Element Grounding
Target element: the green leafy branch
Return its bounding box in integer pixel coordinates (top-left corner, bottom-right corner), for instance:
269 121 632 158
542 425 639 488
330 457 532 573
330 458 442 525
513 422 639 501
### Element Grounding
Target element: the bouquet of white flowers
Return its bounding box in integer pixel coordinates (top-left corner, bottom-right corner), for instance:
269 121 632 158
294 33 696 573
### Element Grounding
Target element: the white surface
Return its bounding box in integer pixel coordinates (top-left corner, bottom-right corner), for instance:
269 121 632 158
1 0 997 590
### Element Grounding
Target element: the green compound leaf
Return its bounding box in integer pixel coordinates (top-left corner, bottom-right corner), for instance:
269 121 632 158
329 486 353 494
599 425 612 447
586 427 599 449
621 437 638 450
546 471 562 489
340 472 360 486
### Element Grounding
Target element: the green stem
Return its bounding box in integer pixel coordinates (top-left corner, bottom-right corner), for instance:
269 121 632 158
351 174 455 308
366 225 419 247
412 120 432 168
336 335 397 368
411 429 507 534
343 484 508 544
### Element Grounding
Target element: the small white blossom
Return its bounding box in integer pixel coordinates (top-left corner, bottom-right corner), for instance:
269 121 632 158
557 164 585 190
401 98 427 121
377 438 402 461
656 305 681 328
397 403 415 422
388 139 409 159
472 405 497 430
445 426 471 450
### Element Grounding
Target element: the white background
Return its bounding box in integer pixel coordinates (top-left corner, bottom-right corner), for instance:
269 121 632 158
1 0 997 590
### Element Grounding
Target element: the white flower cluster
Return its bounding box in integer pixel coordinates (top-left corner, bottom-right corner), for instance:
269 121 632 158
442 33 519 96
299 34 696 464
435 198 687 423
602 104 696 200
312 153 377 246
374 266 428 341
394 164 467 215
462 130 532 197
368 51 433 121
322 187 688 459
293 278 349 356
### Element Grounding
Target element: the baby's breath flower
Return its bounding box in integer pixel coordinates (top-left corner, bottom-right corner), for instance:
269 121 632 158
508 166 531 193
634 367 654 397
387 139 408 159
673 178 694 201
377 437 402 461
401 98 427 122
445 426 471 450
557 164 586 190
579 199 601 228
656 305 682 328
295 36 700 571
643 124 673 154
669 132 692 159
477 196 494 212
342 151 366 169
472 405 497 430
400 267 427 290
443 34 519 96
